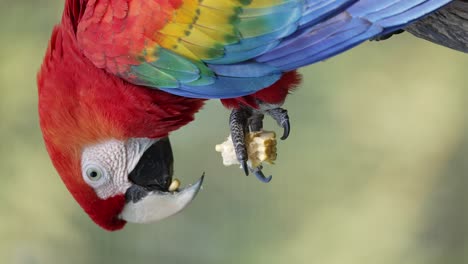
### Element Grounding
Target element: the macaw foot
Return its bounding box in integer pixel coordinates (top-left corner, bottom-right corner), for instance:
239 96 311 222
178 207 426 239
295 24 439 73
229 104 290 183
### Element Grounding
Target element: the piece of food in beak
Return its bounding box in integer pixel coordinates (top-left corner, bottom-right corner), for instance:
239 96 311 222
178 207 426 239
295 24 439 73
168 178 181 192
121 137 203 223
215 131 277 168
120 176 204 223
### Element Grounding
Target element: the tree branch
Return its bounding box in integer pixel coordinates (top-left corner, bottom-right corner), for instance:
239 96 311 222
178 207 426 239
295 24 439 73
406 0 468 53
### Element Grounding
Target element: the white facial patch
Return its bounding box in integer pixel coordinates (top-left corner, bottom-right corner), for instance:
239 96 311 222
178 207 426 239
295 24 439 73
81 138 157 199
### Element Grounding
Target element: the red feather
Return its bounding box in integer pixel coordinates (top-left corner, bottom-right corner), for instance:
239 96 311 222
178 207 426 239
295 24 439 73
76 0 177 73
39 0 298 231
221 71 301 109
38 11 204 230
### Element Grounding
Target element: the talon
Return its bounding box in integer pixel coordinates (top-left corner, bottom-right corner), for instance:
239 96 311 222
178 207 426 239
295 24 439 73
241 160 249 176
281 119 290 140
267 108 290 140
252 167 272 183
227 105 289 181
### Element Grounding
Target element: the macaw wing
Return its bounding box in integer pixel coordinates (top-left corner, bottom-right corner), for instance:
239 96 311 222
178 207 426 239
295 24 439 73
77 0 451 99
77 0 357 98
255 0 453 71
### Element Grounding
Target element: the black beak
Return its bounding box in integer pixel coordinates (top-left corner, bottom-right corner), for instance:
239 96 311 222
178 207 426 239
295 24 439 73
126 137 174 202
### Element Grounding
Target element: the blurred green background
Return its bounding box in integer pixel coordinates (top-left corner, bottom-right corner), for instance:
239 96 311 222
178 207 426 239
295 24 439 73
1 1 468 264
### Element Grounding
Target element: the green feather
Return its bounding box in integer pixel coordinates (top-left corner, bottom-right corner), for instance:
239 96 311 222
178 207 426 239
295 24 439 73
131 63 179 88
151 48 199 74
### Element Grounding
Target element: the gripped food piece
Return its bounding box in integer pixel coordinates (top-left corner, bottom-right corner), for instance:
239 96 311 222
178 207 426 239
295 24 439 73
215 131 277 169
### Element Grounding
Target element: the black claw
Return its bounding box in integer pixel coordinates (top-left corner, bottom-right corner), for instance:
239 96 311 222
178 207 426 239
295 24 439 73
281 119 290 140
241 160 249 176
253 168 272 183
267 108 290 140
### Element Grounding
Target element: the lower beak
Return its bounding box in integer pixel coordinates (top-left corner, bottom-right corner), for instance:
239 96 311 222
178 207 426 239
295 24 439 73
119 137 204 223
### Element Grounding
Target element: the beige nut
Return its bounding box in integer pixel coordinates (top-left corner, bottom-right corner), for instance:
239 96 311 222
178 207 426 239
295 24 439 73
168 178 181 192
215 130 277 169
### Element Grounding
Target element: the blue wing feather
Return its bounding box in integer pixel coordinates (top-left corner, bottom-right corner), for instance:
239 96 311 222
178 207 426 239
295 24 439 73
139 0 452 99
299 0 359 28
255 0 452 71
160 74 282 98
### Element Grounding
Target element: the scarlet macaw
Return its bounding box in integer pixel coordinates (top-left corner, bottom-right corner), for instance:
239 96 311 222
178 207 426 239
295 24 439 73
38 0 465 231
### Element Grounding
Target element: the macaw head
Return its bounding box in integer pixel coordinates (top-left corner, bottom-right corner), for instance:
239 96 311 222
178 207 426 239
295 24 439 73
37 27 205 231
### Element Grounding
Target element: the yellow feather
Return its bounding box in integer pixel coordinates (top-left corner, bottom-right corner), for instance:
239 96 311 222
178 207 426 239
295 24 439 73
154 0 289 61
172 8 196 24
248 0 289 8
194 24 238 44
198 0 239 10
155 0 245 60
158 23 189 38
157 35 199 61
196 7 235 28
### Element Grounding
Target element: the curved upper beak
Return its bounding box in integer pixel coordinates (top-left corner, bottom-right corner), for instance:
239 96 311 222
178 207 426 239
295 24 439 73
119 137 204 223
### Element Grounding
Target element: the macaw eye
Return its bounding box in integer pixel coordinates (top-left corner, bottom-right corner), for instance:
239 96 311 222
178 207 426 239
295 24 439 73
82 163 108 187
86 167 103 181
